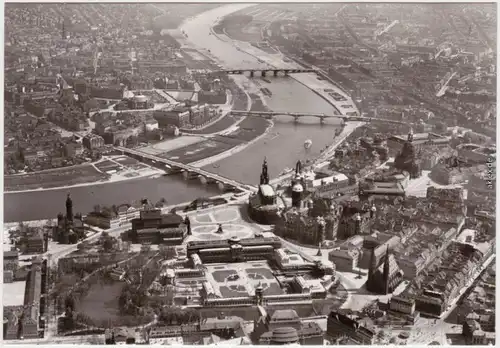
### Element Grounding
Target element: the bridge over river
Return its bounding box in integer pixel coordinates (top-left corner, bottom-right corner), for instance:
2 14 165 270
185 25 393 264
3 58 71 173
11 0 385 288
116 147 257 193
230 110 412 125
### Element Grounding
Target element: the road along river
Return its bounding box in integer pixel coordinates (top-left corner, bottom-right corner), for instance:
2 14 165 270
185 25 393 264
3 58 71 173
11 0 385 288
5 4 358 222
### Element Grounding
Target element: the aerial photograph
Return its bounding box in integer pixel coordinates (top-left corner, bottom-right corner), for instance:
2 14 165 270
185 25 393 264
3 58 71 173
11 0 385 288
3 2 496 345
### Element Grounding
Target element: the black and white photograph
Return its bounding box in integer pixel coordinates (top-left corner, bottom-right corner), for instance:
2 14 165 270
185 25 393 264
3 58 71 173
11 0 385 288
3 1 497 345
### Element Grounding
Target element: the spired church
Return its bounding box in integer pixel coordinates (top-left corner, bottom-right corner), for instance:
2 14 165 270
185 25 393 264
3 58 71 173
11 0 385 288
365 246 404 295
53 194 85 244
394 128 422 179
248 158 283 224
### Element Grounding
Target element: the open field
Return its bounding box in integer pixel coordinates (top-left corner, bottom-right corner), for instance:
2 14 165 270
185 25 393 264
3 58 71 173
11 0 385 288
94 160 122 173
5 164 108 192
4 156 159 192
139 136 206 156
184 114 240 135
162 139 236 164
163 115 270 164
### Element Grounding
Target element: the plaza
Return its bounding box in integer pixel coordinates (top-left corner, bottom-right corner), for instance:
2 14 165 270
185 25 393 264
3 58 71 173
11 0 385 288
187 206 258 242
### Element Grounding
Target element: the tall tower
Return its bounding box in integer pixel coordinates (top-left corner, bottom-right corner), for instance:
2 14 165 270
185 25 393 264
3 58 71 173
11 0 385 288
367 246 376 289
65 193 73 222
294 160 303 179
383 246 390 295
260 158 269 185
255 281 264 306
407 126 414 142
291 181 304 208
184 216 191 235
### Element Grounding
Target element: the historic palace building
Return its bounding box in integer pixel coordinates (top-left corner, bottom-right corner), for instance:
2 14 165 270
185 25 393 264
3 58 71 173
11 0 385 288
159 235 338 308
129 207 188 245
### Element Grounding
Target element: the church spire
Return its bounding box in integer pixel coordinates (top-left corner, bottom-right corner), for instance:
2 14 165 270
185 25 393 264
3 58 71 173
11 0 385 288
407 126 414 142
295 160 302 176
260 157 269 185
66 193 73 222
368 246 376 287
383 245 390 295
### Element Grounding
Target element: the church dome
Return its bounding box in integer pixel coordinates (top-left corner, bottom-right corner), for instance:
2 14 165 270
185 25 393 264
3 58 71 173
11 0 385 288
133 94 149 103
270 327 299 344
292 182 304 193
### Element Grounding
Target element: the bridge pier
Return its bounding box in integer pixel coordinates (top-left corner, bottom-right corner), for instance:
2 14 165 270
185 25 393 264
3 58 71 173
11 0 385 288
273 70 278 77
250 71 254 78
199 176 207 185
319 116 325 125
217 182 225 191
284 70 290 76
294 116 299 123
262 71 266 77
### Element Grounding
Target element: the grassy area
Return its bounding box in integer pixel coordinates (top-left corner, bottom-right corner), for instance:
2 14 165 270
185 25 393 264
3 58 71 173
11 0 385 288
77 281 125 323
94 160 122 172
163 140 236 164
184 114 240 135
4 164 109 192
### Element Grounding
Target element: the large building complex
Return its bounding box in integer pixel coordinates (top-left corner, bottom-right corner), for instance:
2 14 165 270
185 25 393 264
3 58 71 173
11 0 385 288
153 235 335 309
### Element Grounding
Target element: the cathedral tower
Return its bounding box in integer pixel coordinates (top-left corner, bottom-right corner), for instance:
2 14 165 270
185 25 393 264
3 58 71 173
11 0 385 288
367 246 376 285
260 158 269 185
383 246 390 295
66 193 73 222
407 127 414 142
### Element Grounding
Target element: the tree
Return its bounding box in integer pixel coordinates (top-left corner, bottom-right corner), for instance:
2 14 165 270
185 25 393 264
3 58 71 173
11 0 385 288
159 245 176 260
65 295 76 314
140 244 151 254
100 232 115 252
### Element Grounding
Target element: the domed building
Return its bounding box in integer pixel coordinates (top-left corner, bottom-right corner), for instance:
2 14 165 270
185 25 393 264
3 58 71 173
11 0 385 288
127 94 150 110
394 128 422 179
254 308 324 345
269 327 300 345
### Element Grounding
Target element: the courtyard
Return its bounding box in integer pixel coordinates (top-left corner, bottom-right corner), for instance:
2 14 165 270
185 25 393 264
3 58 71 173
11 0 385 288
205 261 284 298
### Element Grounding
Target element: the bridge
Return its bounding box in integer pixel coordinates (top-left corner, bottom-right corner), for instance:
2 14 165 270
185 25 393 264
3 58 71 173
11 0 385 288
116 146 256 193
230 110 411 125
211 68 317 78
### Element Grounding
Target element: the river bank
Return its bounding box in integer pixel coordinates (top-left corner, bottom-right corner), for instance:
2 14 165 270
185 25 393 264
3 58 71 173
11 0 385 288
6 4 359 222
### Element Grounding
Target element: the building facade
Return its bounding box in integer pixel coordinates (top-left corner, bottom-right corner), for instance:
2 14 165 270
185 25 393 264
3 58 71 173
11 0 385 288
130 208 187 245
326 311 375 344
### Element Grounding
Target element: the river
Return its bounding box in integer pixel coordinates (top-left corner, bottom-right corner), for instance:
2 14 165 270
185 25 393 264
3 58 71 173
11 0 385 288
5 4 345 222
